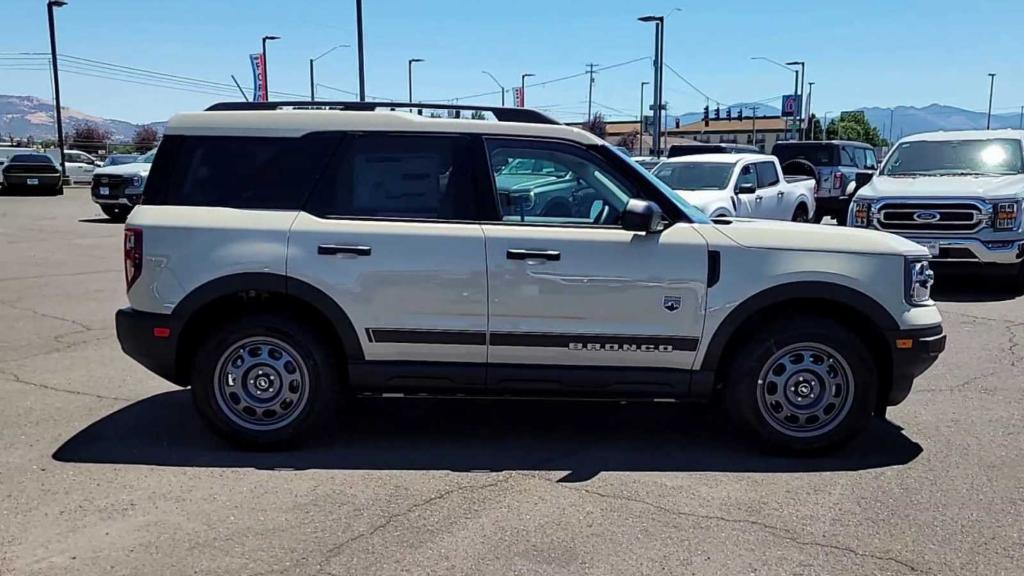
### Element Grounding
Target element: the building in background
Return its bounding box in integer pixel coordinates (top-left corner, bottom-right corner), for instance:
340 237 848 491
667 116 788 152
568 120 697 155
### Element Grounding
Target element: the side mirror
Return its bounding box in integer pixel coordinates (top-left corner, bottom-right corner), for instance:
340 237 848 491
736 182 757 195
621 198 664 233
855 171 874 190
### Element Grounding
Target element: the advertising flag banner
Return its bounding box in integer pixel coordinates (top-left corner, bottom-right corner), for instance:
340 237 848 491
250 53 267 102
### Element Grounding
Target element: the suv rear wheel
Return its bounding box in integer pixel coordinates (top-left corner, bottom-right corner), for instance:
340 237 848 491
190 314 339 448
725 316 876 453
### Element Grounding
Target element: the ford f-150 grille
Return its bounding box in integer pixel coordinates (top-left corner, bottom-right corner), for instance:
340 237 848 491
875 201 988 233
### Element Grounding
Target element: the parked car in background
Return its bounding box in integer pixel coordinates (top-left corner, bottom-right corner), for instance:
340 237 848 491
0 153 63 195
0 146 36 187
772 140 877 225
44 149 101 184
849 129 1024 289
667 143 760 158
103 154 141 167
90 148 155 222
653 153 816 221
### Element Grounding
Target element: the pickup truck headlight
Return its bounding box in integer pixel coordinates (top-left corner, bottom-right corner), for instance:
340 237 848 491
851 200 874 228
906 259 935 305
131 175 144 188
993 201 1019 230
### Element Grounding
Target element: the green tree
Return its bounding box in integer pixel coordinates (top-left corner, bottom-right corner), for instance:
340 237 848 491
825 113 888 147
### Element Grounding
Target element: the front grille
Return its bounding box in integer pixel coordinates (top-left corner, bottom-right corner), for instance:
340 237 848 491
876 202 988 233
92 174 130 195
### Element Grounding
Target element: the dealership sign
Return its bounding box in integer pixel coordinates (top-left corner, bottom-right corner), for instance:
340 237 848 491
781 94 802 117
250 53 267 102
513 86 524 108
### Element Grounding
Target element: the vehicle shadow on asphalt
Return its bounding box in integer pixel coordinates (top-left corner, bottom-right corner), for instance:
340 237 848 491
78 217 121 224
53 391 921 480
931 265 1021 303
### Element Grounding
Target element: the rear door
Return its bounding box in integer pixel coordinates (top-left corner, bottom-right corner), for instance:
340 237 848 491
287 133 489 388
479 138 709 392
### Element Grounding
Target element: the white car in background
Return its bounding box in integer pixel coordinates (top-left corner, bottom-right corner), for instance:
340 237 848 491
44 149 101 184
653 153 817 221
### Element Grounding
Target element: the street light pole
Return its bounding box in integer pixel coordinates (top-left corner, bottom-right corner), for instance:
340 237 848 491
355 0 366 101
46 0 67 184
639 15 665 156
407 58 424 103
787 61 805 140
639 81 649 156
309 44 350 101
986 73 996 130
520 73 535 107
752 57 800 141
482 71 506 106
261 35 280 100
805 81 815 139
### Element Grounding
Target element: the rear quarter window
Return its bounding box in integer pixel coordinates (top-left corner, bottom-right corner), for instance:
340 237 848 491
144 133 339 209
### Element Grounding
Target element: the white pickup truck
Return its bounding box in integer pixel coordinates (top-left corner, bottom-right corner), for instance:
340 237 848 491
850 130 1024 289
653 154 817 221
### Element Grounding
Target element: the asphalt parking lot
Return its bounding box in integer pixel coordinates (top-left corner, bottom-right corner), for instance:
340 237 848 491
1 188 1022 576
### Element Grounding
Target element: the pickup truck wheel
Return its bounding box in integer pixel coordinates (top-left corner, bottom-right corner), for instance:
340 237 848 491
791 204 810 223
190 314 338 448
725 316 876 453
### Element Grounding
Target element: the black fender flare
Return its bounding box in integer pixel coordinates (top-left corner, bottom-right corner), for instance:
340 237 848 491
699 281 898 372
172 272 364 361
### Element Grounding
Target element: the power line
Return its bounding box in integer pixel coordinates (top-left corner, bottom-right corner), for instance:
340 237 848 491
663 61 721 106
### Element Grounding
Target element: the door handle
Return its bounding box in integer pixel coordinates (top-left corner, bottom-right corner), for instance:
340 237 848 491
777 191 785 198
318 244 371 256
507 249 561 261
755 196 763 203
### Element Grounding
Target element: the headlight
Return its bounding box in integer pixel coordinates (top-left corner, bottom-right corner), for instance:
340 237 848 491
993 201 1019 230
851 200 875 228
131 175 144 188
906 259 934 305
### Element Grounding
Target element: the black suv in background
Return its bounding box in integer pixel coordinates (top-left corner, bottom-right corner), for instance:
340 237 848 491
772 141 878 224
667 143 760 158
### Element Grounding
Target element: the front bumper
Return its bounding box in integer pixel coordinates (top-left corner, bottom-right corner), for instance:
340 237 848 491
116 307 183 386
92 188 143 205
905 237 1024 265
885 325 946 406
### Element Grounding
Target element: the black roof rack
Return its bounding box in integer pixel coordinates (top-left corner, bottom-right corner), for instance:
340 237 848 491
203 101 561 126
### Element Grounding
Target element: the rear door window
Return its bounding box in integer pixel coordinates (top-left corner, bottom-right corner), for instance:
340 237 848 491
755 161 780 187
306 134 478 220
840 146 858 167
147 133 338 208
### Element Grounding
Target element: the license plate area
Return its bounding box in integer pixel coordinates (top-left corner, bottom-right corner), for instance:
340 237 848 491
99 186 109 196
915 240 941 257
27 178 38 185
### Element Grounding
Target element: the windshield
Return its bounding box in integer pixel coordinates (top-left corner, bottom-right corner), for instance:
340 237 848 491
8 154 53 164
653 162 736 190
497 157 569 178
609 147 711 224
882 138 1024 176
137 149 157 164
104 155 139 166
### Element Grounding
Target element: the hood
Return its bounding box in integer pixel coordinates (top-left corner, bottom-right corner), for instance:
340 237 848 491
495 173 561 190
860 174 1024 201
709 218 929 257
672 189 727 214
93 162 151 177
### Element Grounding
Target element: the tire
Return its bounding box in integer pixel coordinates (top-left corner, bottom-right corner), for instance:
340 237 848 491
724 315 877 453
190 313 340 448
1013 262 1024 295
791 204 810 223
100 205 129 222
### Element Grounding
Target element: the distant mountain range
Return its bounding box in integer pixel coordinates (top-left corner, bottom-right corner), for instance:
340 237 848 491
3 93 1021 143
0 95 163 142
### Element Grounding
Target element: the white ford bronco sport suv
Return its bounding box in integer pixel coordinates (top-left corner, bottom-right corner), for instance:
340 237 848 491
850 130 1024 290
116 101 945 453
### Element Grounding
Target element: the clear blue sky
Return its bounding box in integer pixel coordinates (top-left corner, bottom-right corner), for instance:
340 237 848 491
2 0 1022 124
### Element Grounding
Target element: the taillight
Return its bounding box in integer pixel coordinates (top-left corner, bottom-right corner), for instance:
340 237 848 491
832 171 844 192
124 228 143 292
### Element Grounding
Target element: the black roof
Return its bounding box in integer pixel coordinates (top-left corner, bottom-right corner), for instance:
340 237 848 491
773 140 874 148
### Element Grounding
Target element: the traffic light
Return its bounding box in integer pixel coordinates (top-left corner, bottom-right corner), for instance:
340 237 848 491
726 108 732 121
714 106 720 120
737 108 744 122
703 105 710 127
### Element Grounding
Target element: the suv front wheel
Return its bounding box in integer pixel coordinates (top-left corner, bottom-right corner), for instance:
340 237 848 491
190 314 338 448
725 316 876 453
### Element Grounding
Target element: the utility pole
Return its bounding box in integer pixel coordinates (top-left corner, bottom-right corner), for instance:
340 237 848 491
46 0 67 184
355 0 366 101
586 63 598 122
889 108 894 144
1019 106 1023 129
639 81 649 156
749 105 759 150
986 73 996 130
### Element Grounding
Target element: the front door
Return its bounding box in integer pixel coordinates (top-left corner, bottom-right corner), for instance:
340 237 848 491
753 160 786 219
287 133 488 386
480 138 709 391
